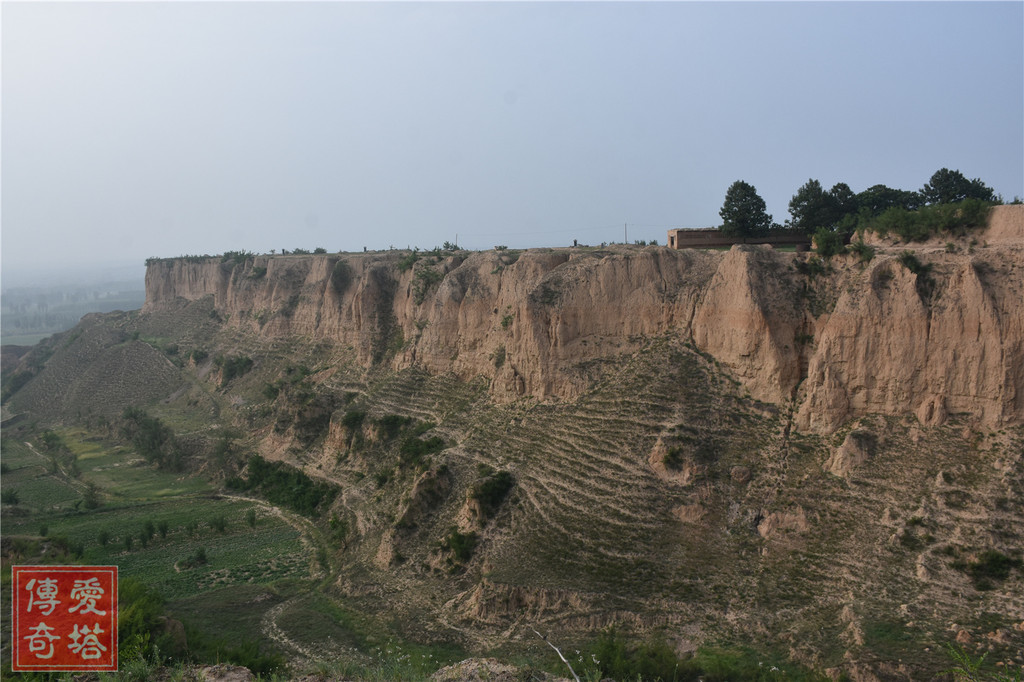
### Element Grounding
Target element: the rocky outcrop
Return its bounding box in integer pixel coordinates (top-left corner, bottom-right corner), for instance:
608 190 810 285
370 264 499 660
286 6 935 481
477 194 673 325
757 506 810 538
432 657 571 682
460 581 588 622
824 429 877 478
143 206 1024 433
396 468 451 531
795 224 1024 431
691 245 804 404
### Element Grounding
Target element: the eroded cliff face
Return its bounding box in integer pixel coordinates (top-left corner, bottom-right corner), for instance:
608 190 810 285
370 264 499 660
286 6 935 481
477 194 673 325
144 205 1024 432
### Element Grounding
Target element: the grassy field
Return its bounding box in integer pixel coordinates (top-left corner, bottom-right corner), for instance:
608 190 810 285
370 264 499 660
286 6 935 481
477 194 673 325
2 495 311 599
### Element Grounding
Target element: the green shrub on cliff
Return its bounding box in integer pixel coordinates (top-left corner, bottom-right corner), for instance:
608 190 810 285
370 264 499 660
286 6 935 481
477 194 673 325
221 250 254 265
413 266 443 305
214 354 254 385
813 226 845 258
331 260 355 295
398 249 421 272
227 454 337 517
469 470 514 520
861 199 993 242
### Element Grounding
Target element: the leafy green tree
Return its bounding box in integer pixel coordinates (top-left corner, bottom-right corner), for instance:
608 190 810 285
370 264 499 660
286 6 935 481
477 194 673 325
83 481 102 509
719 180 773 237
856 184 922 216
788 179 830 233
121 407 185 471
921 168 995 205
41 430 63 452
789 179 859 233
814 227 845 258
828 182 858 222
118 578 167 659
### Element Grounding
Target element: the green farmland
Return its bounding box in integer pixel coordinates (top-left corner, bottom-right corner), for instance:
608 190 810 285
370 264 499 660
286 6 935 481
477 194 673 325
0 427 316 677
0 421 481 681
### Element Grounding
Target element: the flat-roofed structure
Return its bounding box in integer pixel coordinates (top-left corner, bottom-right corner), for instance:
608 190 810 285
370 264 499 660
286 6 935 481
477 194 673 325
667 228 811 250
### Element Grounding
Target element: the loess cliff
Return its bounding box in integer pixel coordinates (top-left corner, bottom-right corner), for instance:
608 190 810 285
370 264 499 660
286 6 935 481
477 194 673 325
143 205 1024 434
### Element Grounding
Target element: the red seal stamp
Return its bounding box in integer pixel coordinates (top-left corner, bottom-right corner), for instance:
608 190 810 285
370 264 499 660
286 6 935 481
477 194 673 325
11 566 118 671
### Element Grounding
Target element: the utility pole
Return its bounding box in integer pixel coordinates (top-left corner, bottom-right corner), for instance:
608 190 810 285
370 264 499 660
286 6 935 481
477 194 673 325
624 223 627 245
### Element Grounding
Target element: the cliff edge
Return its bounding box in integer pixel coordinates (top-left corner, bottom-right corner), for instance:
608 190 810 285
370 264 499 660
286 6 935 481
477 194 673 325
143 205 1024 433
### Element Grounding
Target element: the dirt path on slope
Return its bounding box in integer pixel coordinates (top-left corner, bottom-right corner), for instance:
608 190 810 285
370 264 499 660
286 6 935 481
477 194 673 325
216 493 332 662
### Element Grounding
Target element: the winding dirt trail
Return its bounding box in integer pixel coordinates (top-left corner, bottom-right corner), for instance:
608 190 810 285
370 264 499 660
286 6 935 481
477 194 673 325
216 493 333 662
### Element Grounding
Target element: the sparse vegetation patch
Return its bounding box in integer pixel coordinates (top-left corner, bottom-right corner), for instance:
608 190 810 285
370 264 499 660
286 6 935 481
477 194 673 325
214 353 254 385
954 549 1023 591
413 266 443 305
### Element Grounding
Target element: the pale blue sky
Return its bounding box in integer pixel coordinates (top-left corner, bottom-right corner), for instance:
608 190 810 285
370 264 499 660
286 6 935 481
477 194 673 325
2 1 1022 280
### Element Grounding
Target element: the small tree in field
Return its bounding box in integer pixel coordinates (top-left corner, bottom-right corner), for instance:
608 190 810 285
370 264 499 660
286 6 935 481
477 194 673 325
720 180 773 237
83 481 102 509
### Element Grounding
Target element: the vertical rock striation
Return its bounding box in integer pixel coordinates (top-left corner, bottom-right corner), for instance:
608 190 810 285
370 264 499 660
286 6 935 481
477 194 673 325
143 206 1024 432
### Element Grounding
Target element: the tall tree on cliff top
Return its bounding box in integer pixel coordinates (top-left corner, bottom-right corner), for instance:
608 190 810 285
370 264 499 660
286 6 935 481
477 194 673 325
787 179 829 234
788 179 859 233
921 168 995 205
856 184 922 216
719 181 773 237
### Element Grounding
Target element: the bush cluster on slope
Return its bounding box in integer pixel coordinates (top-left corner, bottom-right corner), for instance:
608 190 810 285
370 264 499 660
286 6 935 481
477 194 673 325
121 407 186 471
214 354 254 386
469 470 514 521
227 454 337 517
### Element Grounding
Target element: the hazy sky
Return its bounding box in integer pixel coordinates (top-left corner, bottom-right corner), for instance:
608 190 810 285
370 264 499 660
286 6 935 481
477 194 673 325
2 1 1022 282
